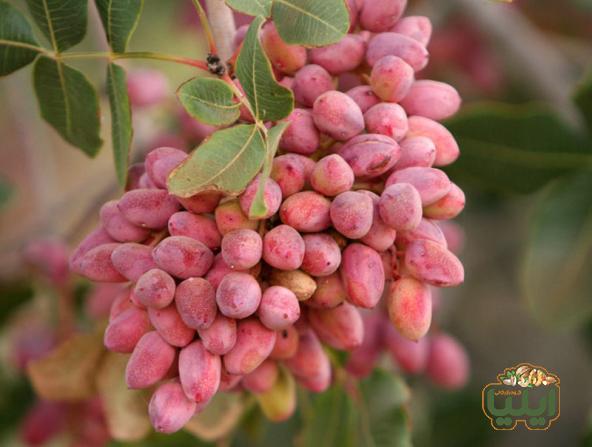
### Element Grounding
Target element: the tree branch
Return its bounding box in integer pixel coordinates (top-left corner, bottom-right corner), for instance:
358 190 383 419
205 0 237 62
444 0 582 128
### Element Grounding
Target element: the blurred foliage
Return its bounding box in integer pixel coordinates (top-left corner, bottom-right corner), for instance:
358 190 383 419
417 389 492 447
0 280 34 326
445 103 591 194
0 176 13 210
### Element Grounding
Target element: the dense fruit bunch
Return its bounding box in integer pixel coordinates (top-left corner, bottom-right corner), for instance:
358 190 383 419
71 0 469 434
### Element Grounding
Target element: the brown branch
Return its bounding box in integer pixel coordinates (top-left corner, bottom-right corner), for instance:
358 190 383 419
205 0 237 62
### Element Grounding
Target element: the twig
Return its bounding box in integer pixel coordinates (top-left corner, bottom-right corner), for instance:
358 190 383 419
444 0 582 128
205 0 237 62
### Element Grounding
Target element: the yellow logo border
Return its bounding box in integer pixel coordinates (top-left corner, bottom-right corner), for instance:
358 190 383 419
481 362 560 431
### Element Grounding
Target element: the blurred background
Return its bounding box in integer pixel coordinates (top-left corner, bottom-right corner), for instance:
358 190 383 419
1 0 592 446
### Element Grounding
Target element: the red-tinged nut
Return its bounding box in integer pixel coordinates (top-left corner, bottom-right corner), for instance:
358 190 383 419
404 239 464 287
367 32 428 71
260 23 307 75
75 243 126 282
390 15 432 46
378 183 423 231
104 307 150 353
214 199 259 235
125 331 176 389
423 183 466 220
242 359 279 393
307 273 347 309
100 200 150 242
396 136 436 169
118 189 180 229
370 55 415 102
258 286 300 330
108 287 134 322
175 277 217 330
254 366 296 422
310 154 355 197
309 34 366 75
145 147 187 189
262 224 305 271
148 304 195 348
426 334 470 389
149 380 197 434
176 191 222 214
301 234 342 277
407 116 460 166
386 167 451 206
292 65 334 107
198 314 237 355
345 312 384 378
338 134 401 179
219 367 243 392
312 91 365 141
221 229 262 270
168 212 222 250
396 218 448 250
69 227 114 272
111 243 157 281
284 329 331 392
360 0 407 32
364 103 409 142
340 243 385 308
346 85 380 113
223 318 277 375
330 191 374 239
239 175 282 220
216 272 262 319
400 80 461 121
280 191 332 233
127 69 169 107
359 190 398 251
279 109 320 156
134 269 176 309
308 303 364 350
153 236 214 279
270 326 300 360
386 278 432 341
179 340 221 403
384 323 429 374
438 221 465 254
271 154 313 197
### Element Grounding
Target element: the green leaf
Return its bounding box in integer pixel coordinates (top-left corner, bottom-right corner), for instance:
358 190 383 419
225 0 272 16
574 69 592 134
0 280 33 326
249 121 289 218
33 56 102 156
300 384 359 447
26 0 87 52
168 124 266 197
177 77 240 126
271 0 349 47
0 1 42 76
107 63 133 186
95 0 144 53
358 371 412 447
522 171 592 328
299 371 412 447
445 103 592 194
236 16 293 122
0 176 13 210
